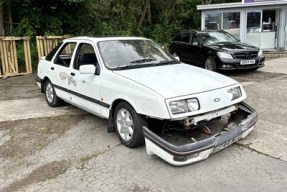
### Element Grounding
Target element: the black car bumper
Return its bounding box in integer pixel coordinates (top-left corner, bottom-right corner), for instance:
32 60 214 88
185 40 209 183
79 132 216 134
217 56 265 70
143 102 257 166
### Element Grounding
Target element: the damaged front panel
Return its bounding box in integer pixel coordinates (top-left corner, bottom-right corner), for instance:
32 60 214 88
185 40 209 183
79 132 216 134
143 102 257 166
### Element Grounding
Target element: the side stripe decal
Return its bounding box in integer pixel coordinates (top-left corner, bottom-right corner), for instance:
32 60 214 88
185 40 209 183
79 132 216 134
53 84 110 108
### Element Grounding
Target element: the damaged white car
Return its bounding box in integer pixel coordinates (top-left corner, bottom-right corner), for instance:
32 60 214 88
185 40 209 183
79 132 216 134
36 36 257 166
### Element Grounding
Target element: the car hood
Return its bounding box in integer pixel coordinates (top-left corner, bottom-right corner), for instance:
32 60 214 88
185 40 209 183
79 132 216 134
113 64 238 98
208 42 259 53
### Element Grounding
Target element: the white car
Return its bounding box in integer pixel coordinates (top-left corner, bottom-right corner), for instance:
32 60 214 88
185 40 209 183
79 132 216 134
36 36 257 166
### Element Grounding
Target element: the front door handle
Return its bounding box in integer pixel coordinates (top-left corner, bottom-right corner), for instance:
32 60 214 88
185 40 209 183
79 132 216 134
51 67 54 70
70 72 75 76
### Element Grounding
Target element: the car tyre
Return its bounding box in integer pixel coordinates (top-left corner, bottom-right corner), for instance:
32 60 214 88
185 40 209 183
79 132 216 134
44 79 63 107
205 57 217 72
114 102 147 148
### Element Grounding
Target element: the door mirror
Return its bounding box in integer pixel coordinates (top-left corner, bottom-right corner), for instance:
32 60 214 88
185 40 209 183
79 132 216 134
174 56 180 61
79 65 96 74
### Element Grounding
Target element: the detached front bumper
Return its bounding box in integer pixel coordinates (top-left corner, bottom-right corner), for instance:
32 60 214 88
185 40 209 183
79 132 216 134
143 102 257 166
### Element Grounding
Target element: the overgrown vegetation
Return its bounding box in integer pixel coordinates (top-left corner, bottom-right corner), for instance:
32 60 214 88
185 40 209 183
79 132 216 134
0 0 240 68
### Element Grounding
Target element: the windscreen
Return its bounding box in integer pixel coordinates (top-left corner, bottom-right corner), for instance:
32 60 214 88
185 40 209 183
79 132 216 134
98 39 175 69
199 31 238 46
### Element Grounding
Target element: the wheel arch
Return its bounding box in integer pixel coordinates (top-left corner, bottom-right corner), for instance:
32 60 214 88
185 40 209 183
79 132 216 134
107 98 137 133
41 76 50 93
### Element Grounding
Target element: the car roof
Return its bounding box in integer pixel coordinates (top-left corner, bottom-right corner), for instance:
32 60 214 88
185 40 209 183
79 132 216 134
64 36 149 43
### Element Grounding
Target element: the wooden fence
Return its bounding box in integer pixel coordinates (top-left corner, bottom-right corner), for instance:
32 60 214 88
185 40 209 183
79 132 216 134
0 37 32 78
0 35 68 78
36 36 67 60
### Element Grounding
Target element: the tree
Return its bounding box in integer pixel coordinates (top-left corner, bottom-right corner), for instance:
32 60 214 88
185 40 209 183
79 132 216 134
202 0 240 4
0 2 4 36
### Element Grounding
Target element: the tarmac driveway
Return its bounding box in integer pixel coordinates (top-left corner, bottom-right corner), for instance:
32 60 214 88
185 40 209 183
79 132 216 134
0 58 287 192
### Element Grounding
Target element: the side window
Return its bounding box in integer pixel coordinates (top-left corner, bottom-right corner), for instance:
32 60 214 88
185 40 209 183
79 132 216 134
181 33 190 43
173 34 181 41
46 42 63 61
54 42 77 67
74 43 98 70
191 34 199 46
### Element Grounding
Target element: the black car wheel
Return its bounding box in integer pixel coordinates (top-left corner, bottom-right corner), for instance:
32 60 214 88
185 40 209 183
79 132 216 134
114 101 147 148
44 79 63 107
205 57 217 71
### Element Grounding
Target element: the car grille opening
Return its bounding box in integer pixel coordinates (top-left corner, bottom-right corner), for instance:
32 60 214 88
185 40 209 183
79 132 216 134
233 51 258 59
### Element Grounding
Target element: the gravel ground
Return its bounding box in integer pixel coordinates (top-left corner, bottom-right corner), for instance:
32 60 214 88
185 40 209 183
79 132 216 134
1 59 287 192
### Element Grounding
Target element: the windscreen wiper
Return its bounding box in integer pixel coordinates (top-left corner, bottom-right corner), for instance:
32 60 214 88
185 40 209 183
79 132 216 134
112 64 139 70
130 58 156 64
156 60 180 65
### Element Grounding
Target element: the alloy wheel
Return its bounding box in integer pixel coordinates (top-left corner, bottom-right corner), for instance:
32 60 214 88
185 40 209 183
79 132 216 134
116 108 134 141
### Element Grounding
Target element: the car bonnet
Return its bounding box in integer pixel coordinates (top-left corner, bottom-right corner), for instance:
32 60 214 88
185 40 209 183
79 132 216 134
113 64 238 98
208 42 259 52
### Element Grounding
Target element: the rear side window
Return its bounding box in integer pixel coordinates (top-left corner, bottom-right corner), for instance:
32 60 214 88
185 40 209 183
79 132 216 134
173 34 181 41
45 43 63 61
181 33 190 43
54 42 77 67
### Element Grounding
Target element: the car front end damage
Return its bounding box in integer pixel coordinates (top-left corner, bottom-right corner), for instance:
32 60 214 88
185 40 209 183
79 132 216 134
143 102 257 166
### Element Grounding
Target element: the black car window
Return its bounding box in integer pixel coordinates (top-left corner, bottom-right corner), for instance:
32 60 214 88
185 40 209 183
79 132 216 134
54 42 77 67
191 34 199 46
74 43 98 70
199 31 238 45
181 33 190 43
173 34 181 41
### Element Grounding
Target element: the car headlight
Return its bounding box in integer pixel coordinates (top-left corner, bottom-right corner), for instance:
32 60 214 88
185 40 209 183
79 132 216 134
217 52 233 59
169 98 200 114
227 86 242 101
258 49 263 57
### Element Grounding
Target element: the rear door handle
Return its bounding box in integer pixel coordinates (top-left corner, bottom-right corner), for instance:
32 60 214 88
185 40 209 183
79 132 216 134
70 72 75 76
51 67 54 70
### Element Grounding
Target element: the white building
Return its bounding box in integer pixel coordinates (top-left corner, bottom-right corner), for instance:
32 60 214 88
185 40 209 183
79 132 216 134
197 0 287 51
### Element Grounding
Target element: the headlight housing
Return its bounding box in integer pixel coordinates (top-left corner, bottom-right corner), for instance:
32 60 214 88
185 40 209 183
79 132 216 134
217 52 233 59
258 49 263 57
228 86 242 101
169 98 200 114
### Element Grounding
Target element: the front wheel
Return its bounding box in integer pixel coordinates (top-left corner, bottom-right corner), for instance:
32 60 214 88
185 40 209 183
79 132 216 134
114 102 147 148
205 57 217 72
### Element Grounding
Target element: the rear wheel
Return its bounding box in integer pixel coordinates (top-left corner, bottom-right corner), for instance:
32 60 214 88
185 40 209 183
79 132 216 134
44 79 63 107
114 102 147 148
205 57 217 72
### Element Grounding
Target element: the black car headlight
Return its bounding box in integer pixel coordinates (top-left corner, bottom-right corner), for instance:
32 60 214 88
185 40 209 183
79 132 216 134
169 98 200 114
217 52 233 59
228 86 242 101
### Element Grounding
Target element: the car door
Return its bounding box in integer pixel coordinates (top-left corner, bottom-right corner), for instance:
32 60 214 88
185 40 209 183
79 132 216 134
67 41 102 116
178 33 191 63
49 42 77 101
184 33 202 66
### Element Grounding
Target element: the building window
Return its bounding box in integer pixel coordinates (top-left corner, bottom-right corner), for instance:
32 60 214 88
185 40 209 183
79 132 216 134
205 12 221 30
247 11 261 33
223 12 240 39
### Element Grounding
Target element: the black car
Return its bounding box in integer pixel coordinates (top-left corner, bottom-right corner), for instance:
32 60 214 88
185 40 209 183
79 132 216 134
169 30 265 71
